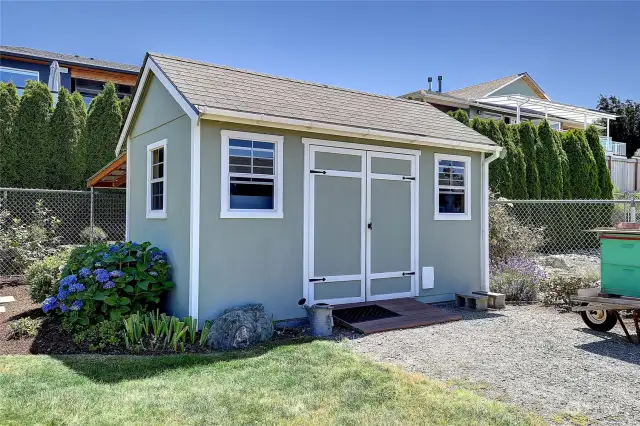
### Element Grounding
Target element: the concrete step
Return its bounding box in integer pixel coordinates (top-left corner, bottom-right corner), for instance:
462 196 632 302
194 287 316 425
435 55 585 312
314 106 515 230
455 293 488 311
472 291 506 309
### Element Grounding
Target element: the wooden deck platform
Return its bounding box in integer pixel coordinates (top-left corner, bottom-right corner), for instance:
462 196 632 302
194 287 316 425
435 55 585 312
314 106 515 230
332 298 462 335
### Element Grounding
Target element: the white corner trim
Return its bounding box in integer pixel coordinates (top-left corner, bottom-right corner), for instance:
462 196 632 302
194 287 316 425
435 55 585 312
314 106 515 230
220 130 284 219
200 107 499 154
481 150 500 292
189 117 201 324
433 153 471 221
125 136 131 240
146 139 167 220
115 57 198 155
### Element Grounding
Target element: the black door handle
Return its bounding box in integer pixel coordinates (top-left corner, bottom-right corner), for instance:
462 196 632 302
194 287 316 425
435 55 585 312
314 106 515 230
368 222 373 230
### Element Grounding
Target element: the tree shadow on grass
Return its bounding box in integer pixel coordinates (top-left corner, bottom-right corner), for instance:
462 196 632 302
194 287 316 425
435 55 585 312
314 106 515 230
574 327 640 365
50 337 318 384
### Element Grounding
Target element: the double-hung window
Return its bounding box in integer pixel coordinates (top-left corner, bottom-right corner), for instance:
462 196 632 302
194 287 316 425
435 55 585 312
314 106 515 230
434 153 471 220
146 139 167 219
221 130 284 219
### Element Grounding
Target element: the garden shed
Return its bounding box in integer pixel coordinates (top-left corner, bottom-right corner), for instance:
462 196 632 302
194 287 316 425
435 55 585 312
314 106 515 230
107 52 502 324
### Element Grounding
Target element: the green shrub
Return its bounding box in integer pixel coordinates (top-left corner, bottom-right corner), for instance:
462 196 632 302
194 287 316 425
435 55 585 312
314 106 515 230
447 109 470 126
42 242 174 326
8 317 43 339
471 118 512 198
0 82 21 187
85 82 123 177
539 274 599 306
517 122 541 199
79 226 108 244
489 196 544 264
26 249 73 303
71 318 123 351
501 122 528 199
585 125 613 199
490 258 548 302
537 121 563 199
562 130 599 199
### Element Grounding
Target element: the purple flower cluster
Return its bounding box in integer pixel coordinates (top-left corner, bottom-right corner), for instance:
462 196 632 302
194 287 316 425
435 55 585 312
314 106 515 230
79 267 91 278
102 281 115 289
69 299 84 311
42 296 58 313
494 258 548 284
109 270 124 279
93 269 110 283
151 250 167 262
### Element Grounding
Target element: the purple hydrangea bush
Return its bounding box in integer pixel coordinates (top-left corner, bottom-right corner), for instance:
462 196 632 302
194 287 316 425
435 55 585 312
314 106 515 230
490 257 549 302
42 242 173 325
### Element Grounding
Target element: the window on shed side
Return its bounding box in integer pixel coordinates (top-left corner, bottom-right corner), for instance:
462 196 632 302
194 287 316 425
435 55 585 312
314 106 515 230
434 154 471 220
147 139 167 219
221 131 284 218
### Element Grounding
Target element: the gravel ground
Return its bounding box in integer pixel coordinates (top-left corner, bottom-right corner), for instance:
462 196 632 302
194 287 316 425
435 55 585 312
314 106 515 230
346 304 640 425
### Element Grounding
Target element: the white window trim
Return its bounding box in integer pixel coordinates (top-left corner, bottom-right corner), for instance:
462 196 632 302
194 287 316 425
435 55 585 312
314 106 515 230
434 153 471 221
220 130 284 219
146 139 167 219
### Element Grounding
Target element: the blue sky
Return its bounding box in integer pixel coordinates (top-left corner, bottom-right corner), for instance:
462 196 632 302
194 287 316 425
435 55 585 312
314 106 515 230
1 1 638 107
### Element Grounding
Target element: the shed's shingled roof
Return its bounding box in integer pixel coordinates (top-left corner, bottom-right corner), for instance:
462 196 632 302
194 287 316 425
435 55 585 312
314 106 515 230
446 74 523 100
1 45 139 74
149 53 495 147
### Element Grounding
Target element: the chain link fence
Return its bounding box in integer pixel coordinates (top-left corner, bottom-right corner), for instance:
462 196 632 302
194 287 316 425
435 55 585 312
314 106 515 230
0 188 126 277
489 197 637 262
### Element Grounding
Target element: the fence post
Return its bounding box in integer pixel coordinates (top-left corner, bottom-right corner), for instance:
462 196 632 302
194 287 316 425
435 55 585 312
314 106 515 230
90 188 94 245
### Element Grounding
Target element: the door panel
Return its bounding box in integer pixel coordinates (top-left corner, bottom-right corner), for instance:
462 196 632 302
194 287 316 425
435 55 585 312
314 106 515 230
313 175 362 277
370 276 413 297
370 156 412 176
370 179 412 274
309 146 366 304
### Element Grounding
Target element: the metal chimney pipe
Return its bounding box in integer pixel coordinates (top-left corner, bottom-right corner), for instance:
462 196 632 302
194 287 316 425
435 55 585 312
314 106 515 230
428 77 433 91
437 75 443 92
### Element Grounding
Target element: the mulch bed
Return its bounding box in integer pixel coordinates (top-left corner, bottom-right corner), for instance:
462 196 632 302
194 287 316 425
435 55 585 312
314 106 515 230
1 279 359 356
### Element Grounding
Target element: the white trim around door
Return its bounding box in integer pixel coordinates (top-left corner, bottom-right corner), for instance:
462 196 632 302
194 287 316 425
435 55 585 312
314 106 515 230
302 138 420 306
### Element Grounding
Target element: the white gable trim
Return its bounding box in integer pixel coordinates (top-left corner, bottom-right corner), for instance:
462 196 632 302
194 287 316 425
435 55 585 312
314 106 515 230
483 75 525 98
115 57 198 155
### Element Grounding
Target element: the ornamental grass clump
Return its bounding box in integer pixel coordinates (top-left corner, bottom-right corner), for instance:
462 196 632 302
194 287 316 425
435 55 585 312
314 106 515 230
41 241 174 325
490 257 548 303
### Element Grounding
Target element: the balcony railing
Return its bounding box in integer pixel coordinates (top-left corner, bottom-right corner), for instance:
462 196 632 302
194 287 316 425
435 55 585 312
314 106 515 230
600 136 626 157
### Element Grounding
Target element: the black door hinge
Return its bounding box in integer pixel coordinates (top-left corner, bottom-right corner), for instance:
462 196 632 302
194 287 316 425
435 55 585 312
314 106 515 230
402 271 416 276
310 170 327 174
402 176 416 181
309 277 326 282
367 222 373 230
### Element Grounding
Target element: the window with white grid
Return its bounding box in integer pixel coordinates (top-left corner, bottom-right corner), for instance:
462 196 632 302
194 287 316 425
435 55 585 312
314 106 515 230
146 139 167 219
221 130 284 219
434 153 471 220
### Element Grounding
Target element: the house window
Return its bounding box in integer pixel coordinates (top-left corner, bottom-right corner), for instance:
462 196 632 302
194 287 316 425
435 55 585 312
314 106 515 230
434 153 471 221
0 66 39 95
221 130 284 219
146 139 167 219
481 111 502 121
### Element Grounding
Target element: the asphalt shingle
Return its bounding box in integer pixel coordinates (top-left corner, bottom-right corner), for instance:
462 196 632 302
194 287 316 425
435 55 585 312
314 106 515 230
149 53 495 147
446 74 523 100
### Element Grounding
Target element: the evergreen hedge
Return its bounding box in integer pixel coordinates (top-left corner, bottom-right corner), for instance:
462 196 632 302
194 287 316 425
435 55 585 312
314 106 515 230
517 122 541 199
0 82 21 187
85 82 122 177
562 130 599 199
47 88 78 189
71 92 88 189
12 81 53 188
471 118 512 198
499 121 528 199
447 109 470 126
585 125 614 199
536 120 563 199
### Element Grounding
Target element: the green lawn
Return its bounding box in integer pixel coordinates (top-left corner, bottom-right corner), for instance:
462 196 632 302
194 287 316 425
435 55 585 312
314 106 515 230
0 340 543 425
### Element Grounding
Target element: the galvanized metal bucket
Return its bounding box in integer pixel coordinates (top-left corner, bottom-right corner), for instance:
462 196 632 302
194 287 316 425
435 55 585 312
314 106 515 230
305 303 334 337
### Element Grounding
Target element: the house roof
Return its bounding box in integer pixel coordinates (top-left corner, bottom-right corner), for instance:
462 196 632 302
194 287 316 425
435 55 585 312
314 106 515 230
446 74 525 100
146 53 496 148
0 45 139 74
401 89 471 108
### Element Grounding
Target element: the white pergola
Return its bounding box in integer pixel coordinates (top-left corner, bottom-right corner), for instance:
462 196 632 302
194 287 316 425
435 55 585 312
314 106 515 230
474 94 619 138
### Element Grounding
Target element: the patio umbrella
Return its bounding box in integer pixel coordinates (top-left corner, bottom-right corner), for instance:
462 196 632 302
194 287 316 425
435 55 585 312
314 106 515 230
47 60 61 98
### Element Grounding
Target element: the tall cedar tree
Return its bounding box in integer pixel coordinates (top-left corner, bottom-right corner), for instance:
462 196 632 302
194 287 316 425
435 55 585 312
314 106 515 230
470 117 512 198
517 122 541 199
555 131 572 199
562 130 599 199
498 121 527 199
119 96 131 121
585 125 614 199
0 82 21 187
597 95 640 158
536 120 563 199
86 82 122 176
47 88 78 189
71 92 88 189
447 109 470 126
12 80 53 188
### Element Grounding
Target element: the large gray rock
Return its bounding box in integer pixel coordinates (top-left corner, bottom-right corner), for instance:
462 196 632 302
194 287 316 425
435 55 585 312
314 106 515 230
206 303 274 350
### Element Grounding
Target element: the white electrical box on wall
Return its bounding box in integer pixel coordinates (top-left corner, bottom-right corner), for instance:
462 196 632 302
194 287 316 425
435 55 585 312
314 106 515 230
422 267 434 289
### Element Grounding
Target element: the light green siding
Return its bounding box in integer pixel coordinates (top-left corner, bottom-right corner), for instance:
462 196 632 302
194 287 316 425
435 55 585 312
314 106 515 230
198 121 483 321
128 76 192 317
491 78 539 98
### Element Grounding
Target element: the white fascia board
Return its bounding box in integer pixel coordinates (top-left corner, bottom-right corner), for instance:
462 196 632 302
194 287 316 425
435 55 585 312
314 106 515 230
199 107 500 154
115 57 198 155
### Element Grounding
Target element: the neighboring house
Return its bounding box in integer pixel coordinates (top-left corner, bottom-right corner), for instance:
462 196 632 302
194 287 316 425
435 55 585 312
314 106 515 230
403 73 640 192
0 45 139 107
89 53 501 324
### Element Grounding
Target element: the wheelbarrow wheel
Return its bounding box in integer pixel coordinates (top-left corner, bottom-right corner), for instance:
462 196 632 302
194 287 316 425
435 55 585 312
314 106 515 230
580 306 617 332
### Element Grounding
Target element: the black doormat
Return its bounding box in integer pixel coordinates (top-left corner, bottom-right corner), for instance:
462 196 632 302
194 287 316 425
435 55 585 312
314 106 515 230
332 304 401 324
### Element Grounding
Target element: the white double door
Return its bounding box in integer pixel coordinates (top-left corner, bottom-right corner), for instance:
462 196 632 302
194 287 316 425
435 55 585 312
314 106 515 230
306 143 418 305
